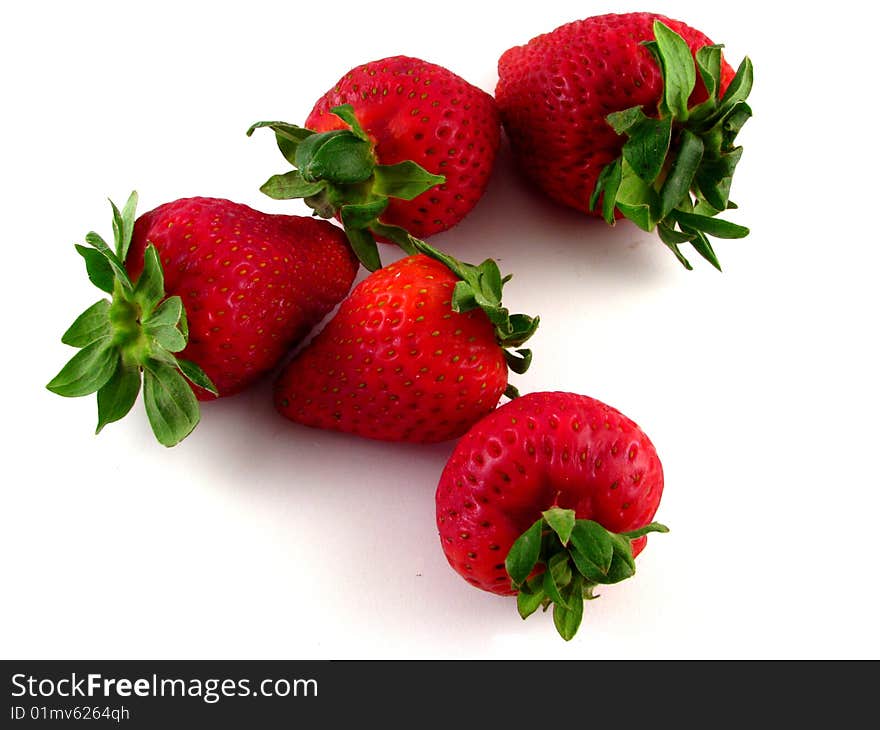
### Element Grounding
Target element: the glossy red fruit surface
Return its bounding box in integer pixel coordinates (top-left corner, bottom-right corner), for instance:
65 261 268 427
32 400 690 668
274 254 507 443
436 391 664 594
127 197 358 398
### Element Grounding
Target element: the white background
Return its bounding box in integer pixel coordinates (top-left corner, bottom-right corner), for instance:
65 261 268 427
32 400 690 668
2 0 877 659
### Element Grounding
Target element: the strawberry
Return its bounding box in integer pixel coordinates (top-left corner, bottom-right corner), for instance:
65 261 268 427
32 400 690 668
248 56 500 271
435 391 667 640
274 247 538 443
496 13 754 270
47 193 358 446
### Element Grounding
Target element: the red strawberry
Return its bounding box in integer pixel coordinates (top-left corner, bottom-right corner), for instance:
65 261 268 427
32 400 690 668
248 56 500 271
48 193 358 446
435 391 667 640
496 12 753 270
275 250 537 443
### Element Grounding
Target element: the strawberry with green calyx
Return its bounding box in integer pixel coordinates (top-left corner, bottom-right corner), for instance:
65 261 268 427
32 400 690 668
47 192 217 446
48 194 359 447
248 104 443 271
496 13 753 270
248 55 502 271
589 20 753 270
274 240 538 443
436 391 666 640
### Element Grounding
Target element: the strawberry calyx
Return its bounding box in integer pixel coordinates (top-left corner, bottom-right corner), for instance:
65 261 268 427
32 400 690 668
247 104 445 272
46 192 217 447
506 506 668 640
589 20 753 270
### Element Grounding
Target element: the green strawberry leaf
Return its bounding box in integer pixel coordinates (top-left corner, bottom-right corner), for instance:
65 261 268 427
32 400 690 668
720 101 752 147
543 560 569 608
133 244 165 317
96 362 141 434
657 221 695 245
517 578 547 619
606 105 648 134
340 199 389 230
247 121 316 165
143 296 184 330
110 191 138 261
719 56 754 109
47 336 117 397
589 157 623 225
84 231 132 291
506 517 544 586
543 507 575 546
689 47 724 122
696 44 724 103
450 279 477 312
604 535 638 584
142 359 200 447
570 547 610 584
177 358 218 396
682 228 722 271
295 129 375 185
695 147 742 211
659 129 704 219
111 199 126 256
330 104 370 142
504 348 532 375
622 115 672 184
570 520 615 576
147 323 186 353
118 190 139 261
259 171 327 200
61 299 112 347
75 244 115 294
342 225 382 273
373 161 445 200
620 522 671 541
651 21 697 120
506 314 540 347
616 163 659 231
548 551 573 589
552 574 585 641
673 210 749 238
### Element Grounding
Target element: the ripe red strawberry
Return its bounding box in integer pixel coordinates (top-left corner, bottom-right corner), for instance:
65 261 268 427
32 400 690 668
436 391 667 640
48 193 358 446
274 251 537 443
248 56 500 271
496 12 753 270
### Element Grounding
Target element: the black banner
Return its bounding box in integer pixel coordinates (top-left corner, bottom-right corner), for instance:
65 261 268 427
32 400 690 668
2 659 870 726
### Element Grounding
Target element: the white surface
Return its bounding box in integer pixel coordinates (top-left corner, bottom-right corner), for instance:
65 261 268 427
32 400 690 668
2 0 877 659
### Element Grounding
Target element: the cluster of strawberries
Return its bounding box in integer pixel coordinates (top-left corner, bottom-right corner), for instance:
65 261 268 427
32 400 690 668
48 13 752 640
